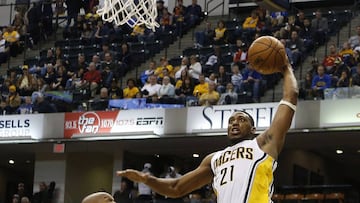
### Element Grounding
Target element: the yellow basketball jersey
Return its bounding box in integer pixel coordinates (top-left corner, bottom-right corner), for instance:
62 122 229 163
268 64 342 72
210 138 277 203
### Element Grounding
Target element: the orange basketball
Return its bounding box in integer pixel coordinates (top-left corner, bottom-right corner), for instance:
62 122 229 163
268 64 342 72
248 36 287 75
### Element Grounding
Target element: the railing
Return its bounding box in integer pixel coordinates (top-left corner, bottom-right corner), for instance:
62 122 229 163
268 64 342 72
205 0 225 17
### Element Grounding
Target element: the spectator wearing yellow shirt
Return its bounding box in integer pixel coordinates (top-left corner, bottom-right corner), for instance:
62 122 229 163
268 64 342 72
199 81 219 106
193 74 208 97
213 20 227 45
339 42 354 61
155 57 174 78
3 26 20 57
123 78 140 99
242 11 258 29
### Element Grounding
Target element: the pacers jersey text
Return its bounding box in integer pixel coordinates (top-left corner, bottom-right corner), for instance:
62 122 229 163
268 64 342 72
210 139 277 203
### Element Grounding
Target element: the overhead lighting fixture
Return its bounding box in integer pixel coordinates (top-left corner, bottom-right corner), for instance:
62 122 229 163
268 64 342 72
357 149 360 153
336 149 343 154
193 153 199 158
154 154 160 158
9 160 14 164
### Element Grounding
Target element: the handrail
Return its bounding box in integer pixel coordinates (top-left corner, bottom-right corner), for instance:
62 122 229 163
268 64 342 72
205 0 225 17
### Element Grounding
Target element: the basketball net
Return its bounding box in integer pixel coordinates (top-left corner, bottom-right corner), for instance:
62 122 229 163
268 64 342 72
97 0 160 31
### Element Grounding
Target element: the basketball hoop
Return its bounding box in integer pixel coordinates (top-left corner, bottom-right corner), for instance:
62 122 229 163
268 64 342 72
97 0 160 31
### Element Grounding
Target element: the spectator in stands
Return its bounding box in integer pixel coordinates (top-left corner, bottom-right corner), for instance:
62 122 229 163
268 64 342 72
158 76 175 103
109 79 123 99
51 65 68 90
194 21 214 47
218 82 238 105
21 197 31 203
216 65 231 93
323 44 341 72
213 20 227 45
339 42 354 63
174 56 189 80
12 13 26 37
299 72 314 100
175 70 190 90
123 78 140 99
173 0 186 36
332 58 351 85
240 66 262 103
17 65 34 96
83 62 102 97
203 46 221 75
15 182 31 201
230 64 243 93
101 52 117 75
17 96 33 114
65 0 83 29
101 66 114 88
113 179 133 203
159 8 174 33
32 93 57 113
25 2 41 45
8 68 19 85
94 21 113 44
3 26 21 57
91 87 110 110
311 9 328 45
158 67 176 85
312 65 331 99
193 74 208 98
12 194 20 203
351 63 360 86
54 47 64 61
99 42 115 61
141 60 157 85
91 54 101 70
198 81 219 106
185 0 202 28
286 31 304 67
6 85 21 113
280 38 294 66
188 55 202 81
131 24 154 43
156 0 165 19
135 163 154 203
0 100 11 115
0 34 9 65
155 57 174 78
81 22 94 40
40 49 55 66
242 10 258 30
117 42 132 75
336 70 350 87
299 18 314 52
36 78 48 93
233 38 248 65
295 10 306 31
70 53 88 76
175 76 194 105
43 63 56 86
41 0 54 38
141 74 161 97
348 25 360 49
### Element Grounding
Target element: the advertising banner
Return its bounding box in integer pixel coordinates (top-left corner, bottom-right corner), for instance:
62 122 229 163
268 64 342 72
320 99 360 127
186 102 294 133
0 114 44 139
64 109 165 138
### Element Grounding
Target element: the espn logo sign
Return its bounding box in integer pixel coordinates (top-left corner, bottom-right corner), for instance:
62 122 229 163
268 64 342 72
136 117 164 126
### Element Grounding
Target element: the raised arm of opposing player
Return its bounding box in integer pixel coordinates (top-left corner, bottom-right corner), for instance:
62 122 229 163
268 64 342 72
117 154 214 198
258 63 298 159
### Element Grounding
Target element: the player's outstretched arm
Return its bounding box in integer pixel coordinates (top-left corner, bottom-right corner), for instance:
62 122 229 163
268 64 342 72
259 63 298 159
117 154 214 198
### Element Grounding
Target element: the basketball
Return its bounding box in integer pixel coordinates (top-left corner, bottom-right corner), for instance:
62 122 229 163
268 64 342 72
248 36 287 75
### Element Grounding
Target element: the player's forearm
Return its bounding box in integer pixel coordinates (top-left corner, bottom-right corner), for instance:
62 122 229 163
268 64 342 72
282 65 299 104
144 175 183 198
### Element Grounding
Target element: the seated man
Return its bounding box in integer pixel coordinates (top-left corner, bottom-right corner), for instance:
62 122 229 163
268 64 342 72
240 66 262 103
82 192 115 203
312 65 331 99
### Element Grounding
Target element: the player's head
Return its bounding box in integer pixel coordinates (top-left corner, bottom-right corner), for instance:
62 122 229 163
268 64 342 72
82 192 115 203
227 111 256 145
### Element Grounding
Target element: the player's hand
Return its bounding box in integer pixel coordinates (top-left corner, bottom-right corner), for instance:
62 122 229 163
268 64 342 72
116 169 148 183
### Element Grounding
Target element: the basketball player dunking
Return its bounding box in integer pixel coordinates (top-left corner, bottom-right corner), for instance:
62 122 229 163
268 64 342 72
117 60 298 202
